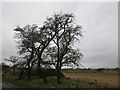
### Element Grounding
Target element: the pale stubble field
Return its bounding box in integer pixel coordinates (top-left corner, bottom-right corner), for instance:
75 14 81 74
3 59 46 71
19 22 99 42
62 69 118 88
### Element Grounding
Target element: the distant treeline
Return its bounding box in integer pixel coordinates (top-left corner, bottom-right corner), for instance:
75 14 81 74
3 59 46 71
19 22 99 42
63 67 120 70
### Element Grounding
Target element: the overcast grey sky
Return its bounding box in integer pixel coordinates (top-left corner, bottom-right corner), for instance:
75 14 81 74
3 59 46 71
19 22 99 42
1 2 118 68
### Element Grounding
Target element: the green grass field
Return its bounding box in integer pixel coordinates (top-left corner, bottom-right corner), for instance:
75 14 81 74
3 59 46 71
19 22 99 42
2 69 118 88
3 73 103 88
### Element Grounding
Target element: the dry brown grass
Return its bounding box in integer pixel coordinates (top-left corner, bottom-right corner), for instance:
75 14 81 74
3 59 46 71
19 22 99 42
63 70 118 88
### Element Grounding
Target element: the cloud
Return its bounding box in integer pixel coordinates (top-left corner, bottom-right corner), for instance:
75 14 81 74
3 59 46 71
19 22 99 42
2 2 118 68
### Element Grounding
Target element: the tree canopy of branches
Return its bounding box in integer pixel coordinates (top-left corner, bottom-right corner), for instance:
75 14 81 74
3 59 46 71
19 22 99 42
13 12 83 84
14 24 40 80
14 21 57 82
45 13 83 84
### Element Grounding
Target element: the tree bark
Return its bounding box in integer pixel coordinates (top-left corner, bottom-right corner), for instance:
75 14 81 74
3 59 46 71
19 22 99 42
37 54 47 83
18 68 24 80
13 64 15 76
57 67 61 84
27 51 34 81
27 63 31 81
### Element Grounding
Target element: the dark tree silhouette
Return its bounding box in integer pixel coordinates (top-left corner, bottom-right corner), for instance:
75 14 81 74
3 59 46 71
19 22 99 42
45 13 83 84
5 56 19 76
2 62 10 74
14 23 57 83
14 24 38 80
13 12 83 84
34 14 60 83
16 56 28 80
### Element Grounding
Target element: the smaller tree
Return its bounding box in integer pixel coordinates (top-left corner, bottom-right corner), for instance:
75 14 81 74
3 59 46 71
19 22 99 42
15 56 27 80
14 24 38 80
2 62 10 74
5 56 19 76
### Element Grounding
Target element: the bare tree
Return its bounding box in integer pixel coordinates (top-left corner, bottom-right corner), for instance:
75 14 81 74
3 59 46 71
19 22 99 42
46 13 83 84
16 56 28 80
14 24 38 80
5 56 19 76
14 23 56 83
34 15 59 83
2 62 10 74
13 13 83 84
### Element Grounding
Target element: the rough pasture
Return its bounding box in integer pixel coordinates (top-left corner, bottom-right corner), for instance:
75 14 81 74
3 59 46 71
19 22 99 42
62 69 118 88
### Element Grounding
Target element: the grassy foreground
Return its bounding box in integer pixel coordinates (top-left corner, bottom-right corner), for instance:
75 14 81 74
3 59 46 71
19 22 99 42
3 69 118 89
3 73 104 88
